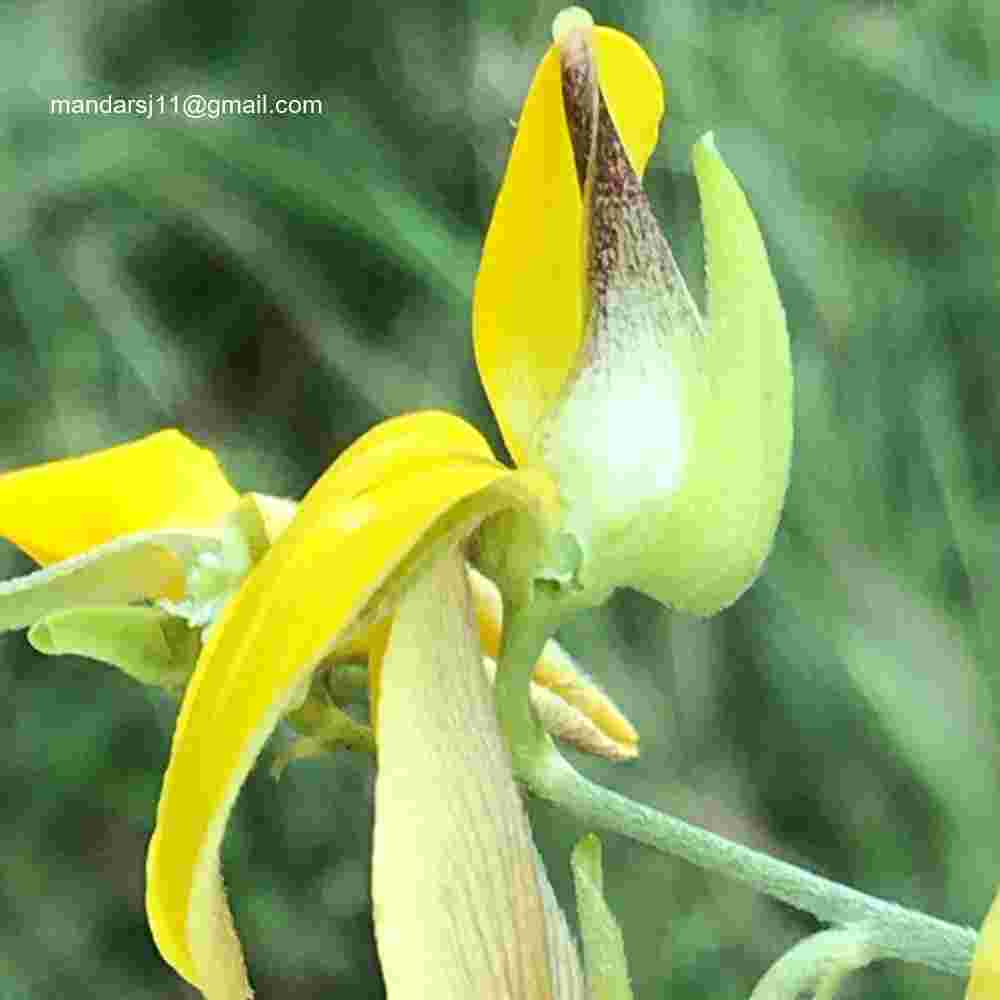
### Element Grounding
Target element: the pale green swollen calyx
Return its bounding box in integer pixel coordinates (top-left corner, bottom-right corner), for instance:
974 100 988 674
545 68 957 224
529 25 792 617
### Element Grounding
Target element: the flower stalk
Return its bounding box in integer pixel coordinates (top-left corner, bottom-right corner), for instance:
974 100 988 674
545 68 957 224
494 603 977 982
493 591 562 772
532 748 976 977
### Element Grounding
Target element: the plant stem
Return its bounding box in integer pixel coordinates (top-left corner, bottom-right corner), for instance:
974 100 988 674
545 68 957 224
529 747 977 978
493 601 978 980
493 595 558 768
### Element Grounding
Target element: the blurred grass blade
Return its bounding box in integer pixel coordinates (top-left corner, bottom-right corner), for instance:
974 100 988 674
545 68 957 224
571 834 633 1000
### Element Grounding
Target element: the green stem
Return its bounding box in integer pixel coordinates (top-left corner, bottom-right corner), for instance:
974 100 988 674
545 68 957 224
493 595 559 769
529 747 976 978
494 604 977 981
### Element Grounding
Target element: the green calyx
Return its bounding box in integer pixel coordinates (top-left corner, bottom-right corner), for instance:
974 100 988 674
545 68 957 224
28 606 200 692
528 131 793 618
4 493 291 691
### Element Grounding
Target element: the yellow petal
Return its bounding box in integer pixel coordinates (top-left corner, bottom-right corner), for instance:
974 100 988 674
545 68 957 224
373 548 584 997
362 616 392 735
0 431 239 565
473 24 664 467
146 417 554 997
968 889 1000 999
324 409 498 501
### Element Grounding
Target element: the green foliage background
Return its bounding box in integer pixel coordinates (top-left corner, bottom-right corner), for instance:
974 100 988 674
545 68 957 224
1 0 998 997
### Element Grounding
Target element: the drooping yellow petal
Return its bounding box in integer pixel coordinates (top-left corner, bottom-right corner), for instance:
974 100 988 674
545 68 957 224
327 409 496 497
146 414 556 997
968 889 1000 999
473 21 664 467
0 431 239 565
361 616 392 735
373 548 585 998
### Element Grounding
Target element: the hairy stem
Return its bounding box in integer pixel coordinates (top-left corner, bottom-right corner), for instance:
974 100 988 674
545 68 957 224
493 595 557 768
494 605 977 980
530 746 976 977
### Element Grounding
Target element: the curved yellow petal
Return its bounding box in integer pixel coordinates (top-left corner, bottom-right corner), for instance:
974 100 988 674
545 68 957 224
373 549 585 998
0 431 239 565
146 419 554 996
328 409 496 494
593 29 665 176
968 889 1000 999
473 24 664 467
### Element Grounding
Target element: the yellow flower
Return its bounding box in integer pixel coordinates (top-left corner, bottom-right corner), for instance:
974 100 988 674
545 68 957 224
0 429 630 745
140 4 788 987
0 424 630 996
1 5 791 996
142 410 570 996
476 6 792 614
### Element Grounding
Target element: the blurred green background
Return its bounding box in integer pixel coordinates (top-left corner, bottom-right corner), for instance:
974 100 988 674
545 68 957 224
1 0 998 996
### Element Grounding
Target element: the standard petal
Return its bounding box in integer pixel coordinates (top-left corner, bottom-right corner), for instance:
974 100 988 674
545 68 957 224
630 134 793 616
146 420 555 997
968 889 1000 999
473 22 664 467
0 430 239 565
373 548 584 998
